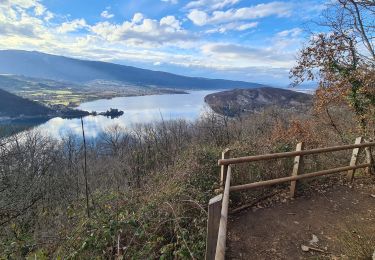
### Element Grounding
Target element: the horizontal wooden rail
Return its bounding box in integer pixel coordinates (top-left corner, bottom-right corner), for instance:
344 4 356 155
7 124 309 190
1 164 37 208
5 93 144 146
218 142 375 166
230 163 370 192
206 138 374 260
215 166 231 260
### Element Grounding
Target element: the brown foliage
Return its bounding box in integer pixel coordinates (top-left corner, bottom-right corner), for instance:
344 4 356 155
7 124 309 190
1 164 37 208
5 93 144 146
291 1 375 134
270 119 319 146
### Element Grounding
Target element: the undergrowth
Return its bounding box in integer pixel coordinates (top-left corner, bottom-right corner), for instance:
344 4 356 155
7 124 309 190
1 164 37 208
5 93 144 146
1 107 374 259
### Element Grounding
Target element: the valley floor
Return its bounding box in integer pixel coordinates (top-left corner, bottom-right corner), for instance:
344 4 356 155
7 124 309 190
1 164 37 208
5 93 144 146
227 176 375 259
17 86 187 108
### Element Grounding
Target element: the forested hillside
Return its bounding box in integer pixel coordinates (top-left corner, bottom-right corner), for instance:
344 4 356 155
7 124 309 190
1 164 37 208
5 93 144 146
205 87 312 116
0 88 53 117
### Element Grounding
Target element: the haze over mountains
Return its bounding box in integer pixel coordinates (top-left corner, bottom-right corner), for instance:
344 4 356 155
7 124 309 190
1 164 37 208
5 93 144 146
0 50 266 90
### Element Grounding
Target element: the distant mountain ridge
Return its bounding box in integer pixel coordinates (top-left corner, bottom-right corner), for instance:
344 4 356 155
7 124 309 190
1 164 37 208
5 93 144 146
205 87 313 116
0 50 266 90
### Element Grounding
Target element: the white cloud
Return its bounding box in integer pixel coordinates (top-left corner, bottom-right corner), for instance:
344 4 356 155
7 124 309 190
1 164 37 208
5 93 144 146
185 0 240 11
160 16 181 30
101 10 114 19
188 1 292 26
0 0 309 85
161 0 178 4
43 11 54 22
0 0 49 18
90 14 191 46
0 1 49 38
207 22 258 33
272 28 304 52
0 0 40 9
57 19 88 33
132 13 144 24
237 22 258 31
187 10 208 26
34 4 46 16
276 28 302 38
201 43 295 68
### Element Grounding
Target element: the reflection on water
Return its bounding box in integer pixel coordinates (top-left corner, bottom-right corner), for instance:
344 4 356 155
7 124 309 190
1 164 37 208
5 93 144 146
0 117 50 138
36 90 219 138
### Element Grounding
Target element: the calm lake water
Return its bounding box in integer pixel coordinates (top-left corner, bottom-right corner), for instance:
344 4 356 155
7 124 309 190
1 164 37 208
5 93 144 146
36 90 219 138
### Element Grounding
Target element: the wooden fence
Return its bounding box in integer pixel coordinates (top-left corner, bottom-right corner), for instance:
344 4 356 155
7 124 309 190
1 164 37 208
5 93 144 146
205 137 375 260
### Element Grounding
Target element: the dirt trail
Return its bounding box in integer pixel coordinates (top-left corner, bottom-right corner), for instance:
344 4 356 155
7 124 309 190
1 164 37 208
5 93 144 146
227 177 375 259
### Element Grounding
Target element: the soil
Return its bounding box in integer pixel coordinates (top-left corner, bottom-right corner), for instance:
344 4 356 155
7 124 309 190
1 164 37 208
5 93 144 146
227 176 375 259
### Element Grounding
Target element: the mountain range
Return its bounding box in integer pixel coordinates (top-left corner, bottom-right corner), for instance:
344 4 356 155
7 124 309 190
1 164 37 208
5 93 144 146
0 50 266 90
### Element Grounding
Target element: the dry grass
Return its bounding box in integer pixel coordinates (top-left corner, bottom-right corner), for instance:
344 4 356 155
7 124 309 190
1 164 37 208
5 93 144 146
338 224 375 259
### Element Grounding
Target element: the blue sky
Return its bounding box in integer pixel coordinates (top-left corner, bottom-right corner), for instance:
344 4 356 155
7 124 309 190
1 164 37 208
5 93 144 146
0 0 327 86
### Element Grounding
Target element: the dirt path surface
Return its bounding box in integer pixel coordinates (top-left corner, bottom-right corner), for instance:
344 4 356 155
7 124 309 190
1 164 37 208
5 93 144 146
227 177 375 259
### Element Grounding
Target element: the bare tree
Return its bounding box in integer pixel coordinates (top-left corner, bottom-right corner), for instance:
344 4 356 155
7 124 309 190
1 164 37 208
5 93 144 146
81 117 90 218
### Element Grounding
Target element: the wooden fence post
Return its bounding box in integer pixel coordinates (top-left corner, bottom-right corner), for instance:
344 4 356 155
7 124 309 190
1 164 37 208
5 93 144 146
220 149 231 187
290 142 304 198
364 140 374 175
365 148 374 175
347 137 363 182
215 166 231 260
205 194 223 260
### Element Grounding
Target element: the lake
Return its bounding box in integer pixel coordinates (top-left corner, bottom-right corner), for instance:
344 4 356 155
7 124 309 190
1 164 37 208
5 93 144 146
36 90 220 138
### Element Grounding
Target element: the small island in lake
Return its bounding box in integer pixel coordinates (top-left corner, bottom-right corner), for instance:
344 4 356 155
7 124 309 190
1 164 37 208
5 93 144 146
97 108 124 119
0 88 123 123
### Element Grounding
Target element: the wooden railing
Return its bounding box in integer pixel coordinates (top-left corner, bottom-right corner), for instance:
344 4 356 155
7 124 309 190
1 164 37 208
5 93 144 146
205 137 375 260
